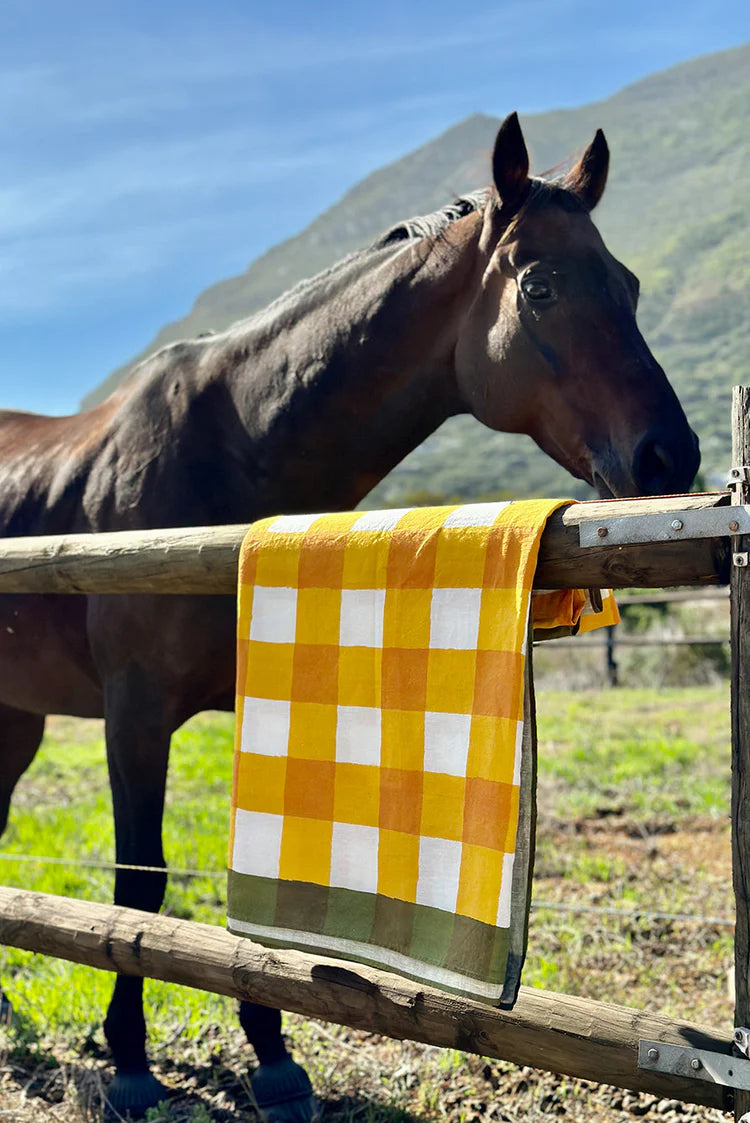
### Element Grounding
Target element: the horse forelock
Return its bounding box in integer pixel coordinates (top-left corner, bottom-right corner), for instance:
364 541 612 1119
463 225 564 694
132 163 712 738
497 177 588 245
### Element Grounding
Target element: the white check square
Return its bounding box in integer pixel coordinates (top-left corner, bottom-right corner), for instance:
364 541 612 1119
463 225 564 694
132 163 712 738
423 711 472 775
267 513 322 533
330 823 379 893
249 585 298 644
241 697 291 756
336 706 381 765
443 503 509 528
416 836 462 913
430 587 482 649
497 852 516 927
353 508 412 531
340 588 385 648
232 810 283 878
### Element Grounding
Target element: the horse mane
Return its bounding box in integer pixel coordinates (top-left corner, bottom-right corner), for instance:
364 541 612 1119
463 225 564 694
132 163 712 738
225 190 493 340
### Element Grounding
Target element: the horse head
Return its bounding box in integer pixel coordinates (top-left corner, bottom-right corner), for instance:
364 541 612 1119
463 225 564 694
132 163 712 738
455 113 700 498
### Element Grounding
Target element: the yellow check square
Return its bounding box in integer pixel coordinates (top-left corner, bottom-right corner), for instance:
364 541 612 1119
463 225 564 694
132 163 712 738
456 843 503 926
421 773 465 840
255 538 303 587
478 587 526 651
426 649 476 713
295 587 341 646
377 829 420 902
235 753 287 815
467 716 517 783
279 816 332 886
383 588 432 649
334 763 380 827
338 647 382 707
244 642 294 700
288 702 337 761
381 710 424 772
434 529 488 588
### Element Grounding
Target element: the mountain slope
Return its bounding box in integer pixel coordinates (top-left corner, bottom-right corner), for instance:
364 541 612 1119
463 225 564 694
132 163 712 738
83 43 750 497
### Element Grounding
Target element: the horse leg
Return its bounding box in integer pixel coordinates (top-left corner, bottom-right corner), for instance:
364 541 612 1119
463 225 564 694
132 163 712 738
100 669 172 1116
0 702 45 834
0 702 46 1021
239 1002 318 1123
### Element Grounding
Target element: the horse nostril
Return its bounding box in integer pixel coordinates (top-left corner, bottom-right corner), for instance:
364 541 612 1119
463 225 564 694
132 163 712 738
634 439 676 495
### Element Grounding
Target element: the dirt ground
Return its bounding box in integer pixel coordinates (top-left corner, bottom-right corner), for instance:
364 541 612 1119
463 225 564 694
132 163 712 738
0 814 736 1122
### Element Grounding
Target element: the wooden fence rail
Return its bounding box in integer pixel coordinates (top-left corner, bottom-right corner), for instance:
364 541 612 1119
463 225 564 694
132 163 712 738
0 493 732 594
0 485 742 1114
0 885 730 1111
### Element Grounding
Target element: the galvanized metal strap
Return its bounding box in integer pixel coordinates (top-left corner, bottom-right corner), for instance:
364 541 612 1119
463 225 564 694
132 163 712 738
578 505 750 548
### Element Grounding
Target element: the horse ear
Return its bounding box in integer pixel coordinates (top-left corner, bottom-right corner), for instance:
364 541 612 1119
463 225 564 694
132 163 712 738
564 128 609 210
492 112 530 211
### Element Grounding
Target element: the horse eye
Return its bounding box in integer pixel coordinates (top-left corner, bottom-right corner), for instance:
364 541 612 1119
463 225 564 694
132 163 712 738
521 276 554 302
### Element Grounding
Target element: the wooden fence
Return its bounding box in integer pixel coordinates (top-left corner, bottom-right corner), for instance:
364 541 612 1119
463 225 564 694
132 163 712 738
0 414 748 1115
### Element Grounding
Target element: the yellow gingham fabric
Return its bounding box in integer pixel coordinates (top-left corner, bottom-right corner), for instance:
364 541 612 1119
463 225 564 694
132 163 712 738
228 500 618 1004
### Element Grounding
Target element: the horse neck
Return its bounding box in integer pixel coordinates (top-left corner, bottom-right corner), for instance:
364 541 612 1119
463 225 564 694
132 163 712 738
225 211 485 514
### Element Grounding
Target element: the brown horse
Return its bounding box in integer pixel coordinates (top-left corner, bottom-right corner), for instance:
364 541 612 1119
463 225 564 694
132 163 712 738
0 113 698 1117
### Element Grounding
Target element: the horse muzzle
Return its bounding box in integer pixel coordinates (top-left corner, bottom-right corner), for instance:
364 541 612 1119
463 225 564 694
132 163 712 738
592 426 701 499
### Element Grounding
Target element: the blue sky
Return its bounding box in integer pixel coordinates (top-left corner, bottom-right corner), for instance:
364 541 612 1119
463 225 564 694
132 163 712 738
1 0 748 415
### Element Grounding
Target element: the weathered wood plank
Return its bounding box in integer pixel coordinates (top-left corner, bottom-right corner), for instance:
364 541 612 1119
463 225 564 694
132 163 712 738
731 386 750 1122
0 497 732 594
0 886 731 1109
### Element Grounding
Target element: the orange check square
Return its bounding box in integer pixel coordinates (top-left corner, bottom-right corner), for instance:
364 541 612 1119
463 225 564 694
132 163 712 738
291 644 339 705
385 527 439 589
473 649 524 719
462 777 513 850
284 758 335 820
482 527 527 589
298 538 347 589
380 768 423 835
382 648 428 711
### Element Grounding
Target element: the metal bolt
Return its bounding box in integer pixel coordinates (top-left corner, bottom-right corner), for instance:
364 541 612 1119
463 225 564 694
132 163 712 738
690 1057 702 1071
670 519 684 531
647 1048 659 1062
735 553 750 568
730 521 741 532
597 527 608 538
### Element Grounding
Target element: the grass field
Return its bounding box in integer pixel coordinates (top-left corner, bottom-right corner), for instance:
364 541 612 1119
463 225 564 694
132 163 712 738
0 685 735 1121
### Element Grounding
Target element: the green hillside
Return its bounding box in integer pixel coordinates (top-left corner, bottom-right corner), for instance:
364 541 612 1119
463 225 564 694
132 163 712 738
83 43 750 500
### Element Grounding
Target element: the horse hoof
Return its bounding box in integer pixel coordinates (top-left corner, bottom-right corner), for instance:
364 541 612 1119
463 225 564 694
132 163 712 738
104 1071 170 1117
251 1057 320 1123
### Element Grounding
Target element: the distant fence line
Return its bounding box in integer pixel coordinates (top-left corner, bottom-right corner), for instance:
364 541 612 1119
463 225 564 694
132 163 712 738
538 587 730 684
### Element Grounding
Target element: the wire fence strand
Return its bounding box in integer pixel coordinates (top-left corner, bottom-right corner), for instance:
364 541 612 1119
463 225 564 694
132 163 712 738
0 851 734 929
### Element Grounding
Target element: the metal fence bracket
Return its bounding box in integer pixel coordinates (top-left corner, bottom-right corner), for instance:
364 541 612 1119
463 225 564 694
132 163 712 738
638 1039 750 1090
579 505 750 548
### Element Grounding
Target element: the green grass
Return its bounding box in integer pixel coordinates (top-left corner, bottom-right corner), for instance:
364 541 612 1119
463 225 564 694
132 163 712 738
0 685 734 1056
0 712 239 1053
535 685 730 821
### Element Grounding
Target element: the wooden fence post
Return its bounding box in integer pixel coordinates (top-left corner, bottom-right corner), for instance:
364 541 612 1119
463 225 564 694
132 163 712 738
731 385 750 1122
